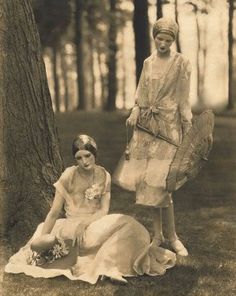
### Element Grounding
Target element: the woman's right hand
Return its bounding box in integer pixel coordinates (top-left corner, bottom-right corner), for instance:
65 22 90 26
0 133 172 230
126 115 137 127
126 105 140 127
74 222 88 249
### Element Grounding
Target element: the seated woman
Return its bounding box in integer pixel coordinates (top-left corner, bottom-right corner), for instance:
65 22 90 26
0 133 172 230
5 134 176 284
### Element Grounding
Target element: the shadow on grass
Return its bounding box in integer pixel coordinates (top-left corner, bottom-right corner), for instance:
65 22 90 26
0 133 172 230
114 265 198 296
2 261 233 296
114 263 232 296
2 265 197 296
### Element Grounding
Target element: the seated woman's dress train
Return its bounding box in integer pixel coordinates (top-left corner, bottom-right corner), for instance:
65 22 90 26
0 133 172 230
5 135 176 284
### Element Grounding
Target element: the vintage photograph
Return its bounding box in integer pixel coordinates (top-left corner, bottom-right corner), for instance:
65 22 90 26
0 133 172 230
0 0 235 295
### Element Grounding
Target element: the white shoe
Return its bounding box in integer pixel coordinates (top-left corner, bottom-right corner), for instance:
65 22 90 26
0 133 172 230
171 239 188 256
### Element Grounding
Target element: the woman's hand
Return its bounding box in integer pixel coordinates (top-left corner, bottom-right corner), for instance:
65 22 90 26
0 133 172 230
75 222 88 249
126 115 137 127
126 105 140 127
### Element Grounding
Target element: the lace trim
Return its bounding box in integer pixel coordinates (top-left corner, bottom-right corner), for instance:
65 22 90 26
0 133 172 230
130 131 177 160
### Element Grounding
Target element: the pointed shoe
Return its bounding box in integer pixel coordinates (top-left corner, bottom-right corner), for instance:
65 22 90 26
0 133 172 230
170 239 188 256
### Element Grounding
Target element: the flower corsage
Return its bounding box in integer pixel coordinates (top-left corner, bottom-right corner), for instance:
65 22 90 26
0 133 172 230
29 238 70 266
84 184 103 200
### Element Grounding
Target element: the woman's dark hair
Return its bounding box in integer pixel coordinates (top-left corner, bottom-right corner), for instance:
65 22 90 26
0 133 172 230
72 135 97 158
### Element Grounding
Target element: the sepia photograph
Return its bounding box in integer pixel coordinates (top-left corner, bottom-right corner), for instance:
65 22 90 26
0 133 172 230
0 0 235 295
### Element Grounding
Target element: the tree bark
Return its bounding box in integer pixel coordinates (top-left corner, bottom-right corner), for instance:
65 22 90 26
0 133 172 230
0 0 63 246
133 0 151 84
75 0 85 109
52 45 60 112
174 0 181 53
60 48 69 112
196 12 201 103
105 0 118 111
97 46 107 109
227 0 234 109
84 23 95 110
121 27 127 109
156 0 163 19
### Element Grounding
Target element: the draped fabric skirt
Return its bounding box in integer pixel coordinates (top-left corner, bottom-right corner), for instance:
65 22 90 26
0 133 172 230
5 214 176 284
113 130 178 207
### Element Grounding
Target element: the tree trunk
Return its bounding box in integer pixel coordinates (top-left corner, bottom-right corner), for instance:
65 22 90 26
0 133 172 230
121 27 127 109
84 24 95 110
75 0 85 109
133 0 151 84
174 0 181 53
194 10 201 103
201 13 207 104
52 45 60 112
227 0 234 109
0 0 63 246
105 0 118 111
86 12 96 109
156 0 163 19
60 48 69 112
97 46 106 109
196 13 203 103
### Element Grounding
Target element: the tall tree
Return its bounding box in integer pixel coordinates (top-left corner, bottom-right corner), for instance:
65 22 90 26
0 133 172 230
187 0 213 105
75 0 86 109
186 1 201 102
33 0 71 112
156 0 163 19
60 47 70 111
0 0 63 245
227 0 235 109
105 0 118 110
174 0 181 52
133 0 151 84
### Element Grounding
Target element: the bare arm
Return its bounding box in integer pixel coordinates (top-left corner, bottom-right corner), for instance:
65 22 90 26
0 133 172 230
177 60 192 135
41 190 64 235
126 60 148 127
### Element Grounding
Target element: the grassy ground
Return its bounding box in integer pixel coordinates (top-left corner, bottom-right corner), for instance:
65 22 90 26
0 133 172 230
1 111 236 296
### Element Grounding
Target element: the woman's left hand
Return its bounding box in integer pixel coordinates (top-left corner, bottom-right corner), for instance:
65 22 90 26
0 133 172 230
75 222 88 249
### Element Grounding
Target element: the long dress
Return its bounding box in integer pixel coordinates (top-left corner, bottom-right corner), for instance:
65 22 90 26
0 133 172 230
113 50 192 207
5 165 176 284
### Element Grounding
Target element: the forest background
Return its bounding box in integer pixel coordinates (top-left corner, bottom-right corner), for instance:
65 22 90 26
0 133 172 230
33 0 236 112
0 0 236 295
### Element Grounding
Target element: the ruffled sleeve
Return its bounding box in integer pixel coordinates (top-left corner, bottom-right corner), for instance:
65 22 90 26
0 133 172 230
176 58 192 134
53 167 75 202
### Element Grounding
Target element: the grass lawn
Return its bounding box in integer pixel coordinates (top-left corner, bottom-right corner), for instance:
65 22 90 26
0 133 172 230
1 111 236 296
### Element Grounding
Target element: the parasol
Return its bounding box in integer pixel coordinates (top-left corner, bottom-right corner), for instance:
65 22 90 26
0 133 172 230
166 110 214 193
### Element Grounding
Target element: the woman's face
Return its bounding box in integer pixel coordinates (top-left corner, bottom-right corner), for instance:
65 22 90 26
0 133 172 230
154 32 174 54
75 150 96 171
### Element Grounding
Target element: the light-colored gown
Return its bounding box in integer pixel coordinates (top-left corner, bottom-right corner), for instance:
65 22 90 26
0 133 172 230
113 50 192 207
5 165 176 284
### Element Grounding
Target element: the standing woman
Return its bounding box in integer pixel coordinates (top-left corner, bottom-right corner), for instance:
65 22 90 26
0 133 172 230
113 17 192 256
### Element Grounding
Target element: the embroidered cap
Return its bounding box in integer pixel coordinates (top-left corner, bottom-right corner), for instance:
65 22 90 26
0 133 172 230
152 17 178 39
